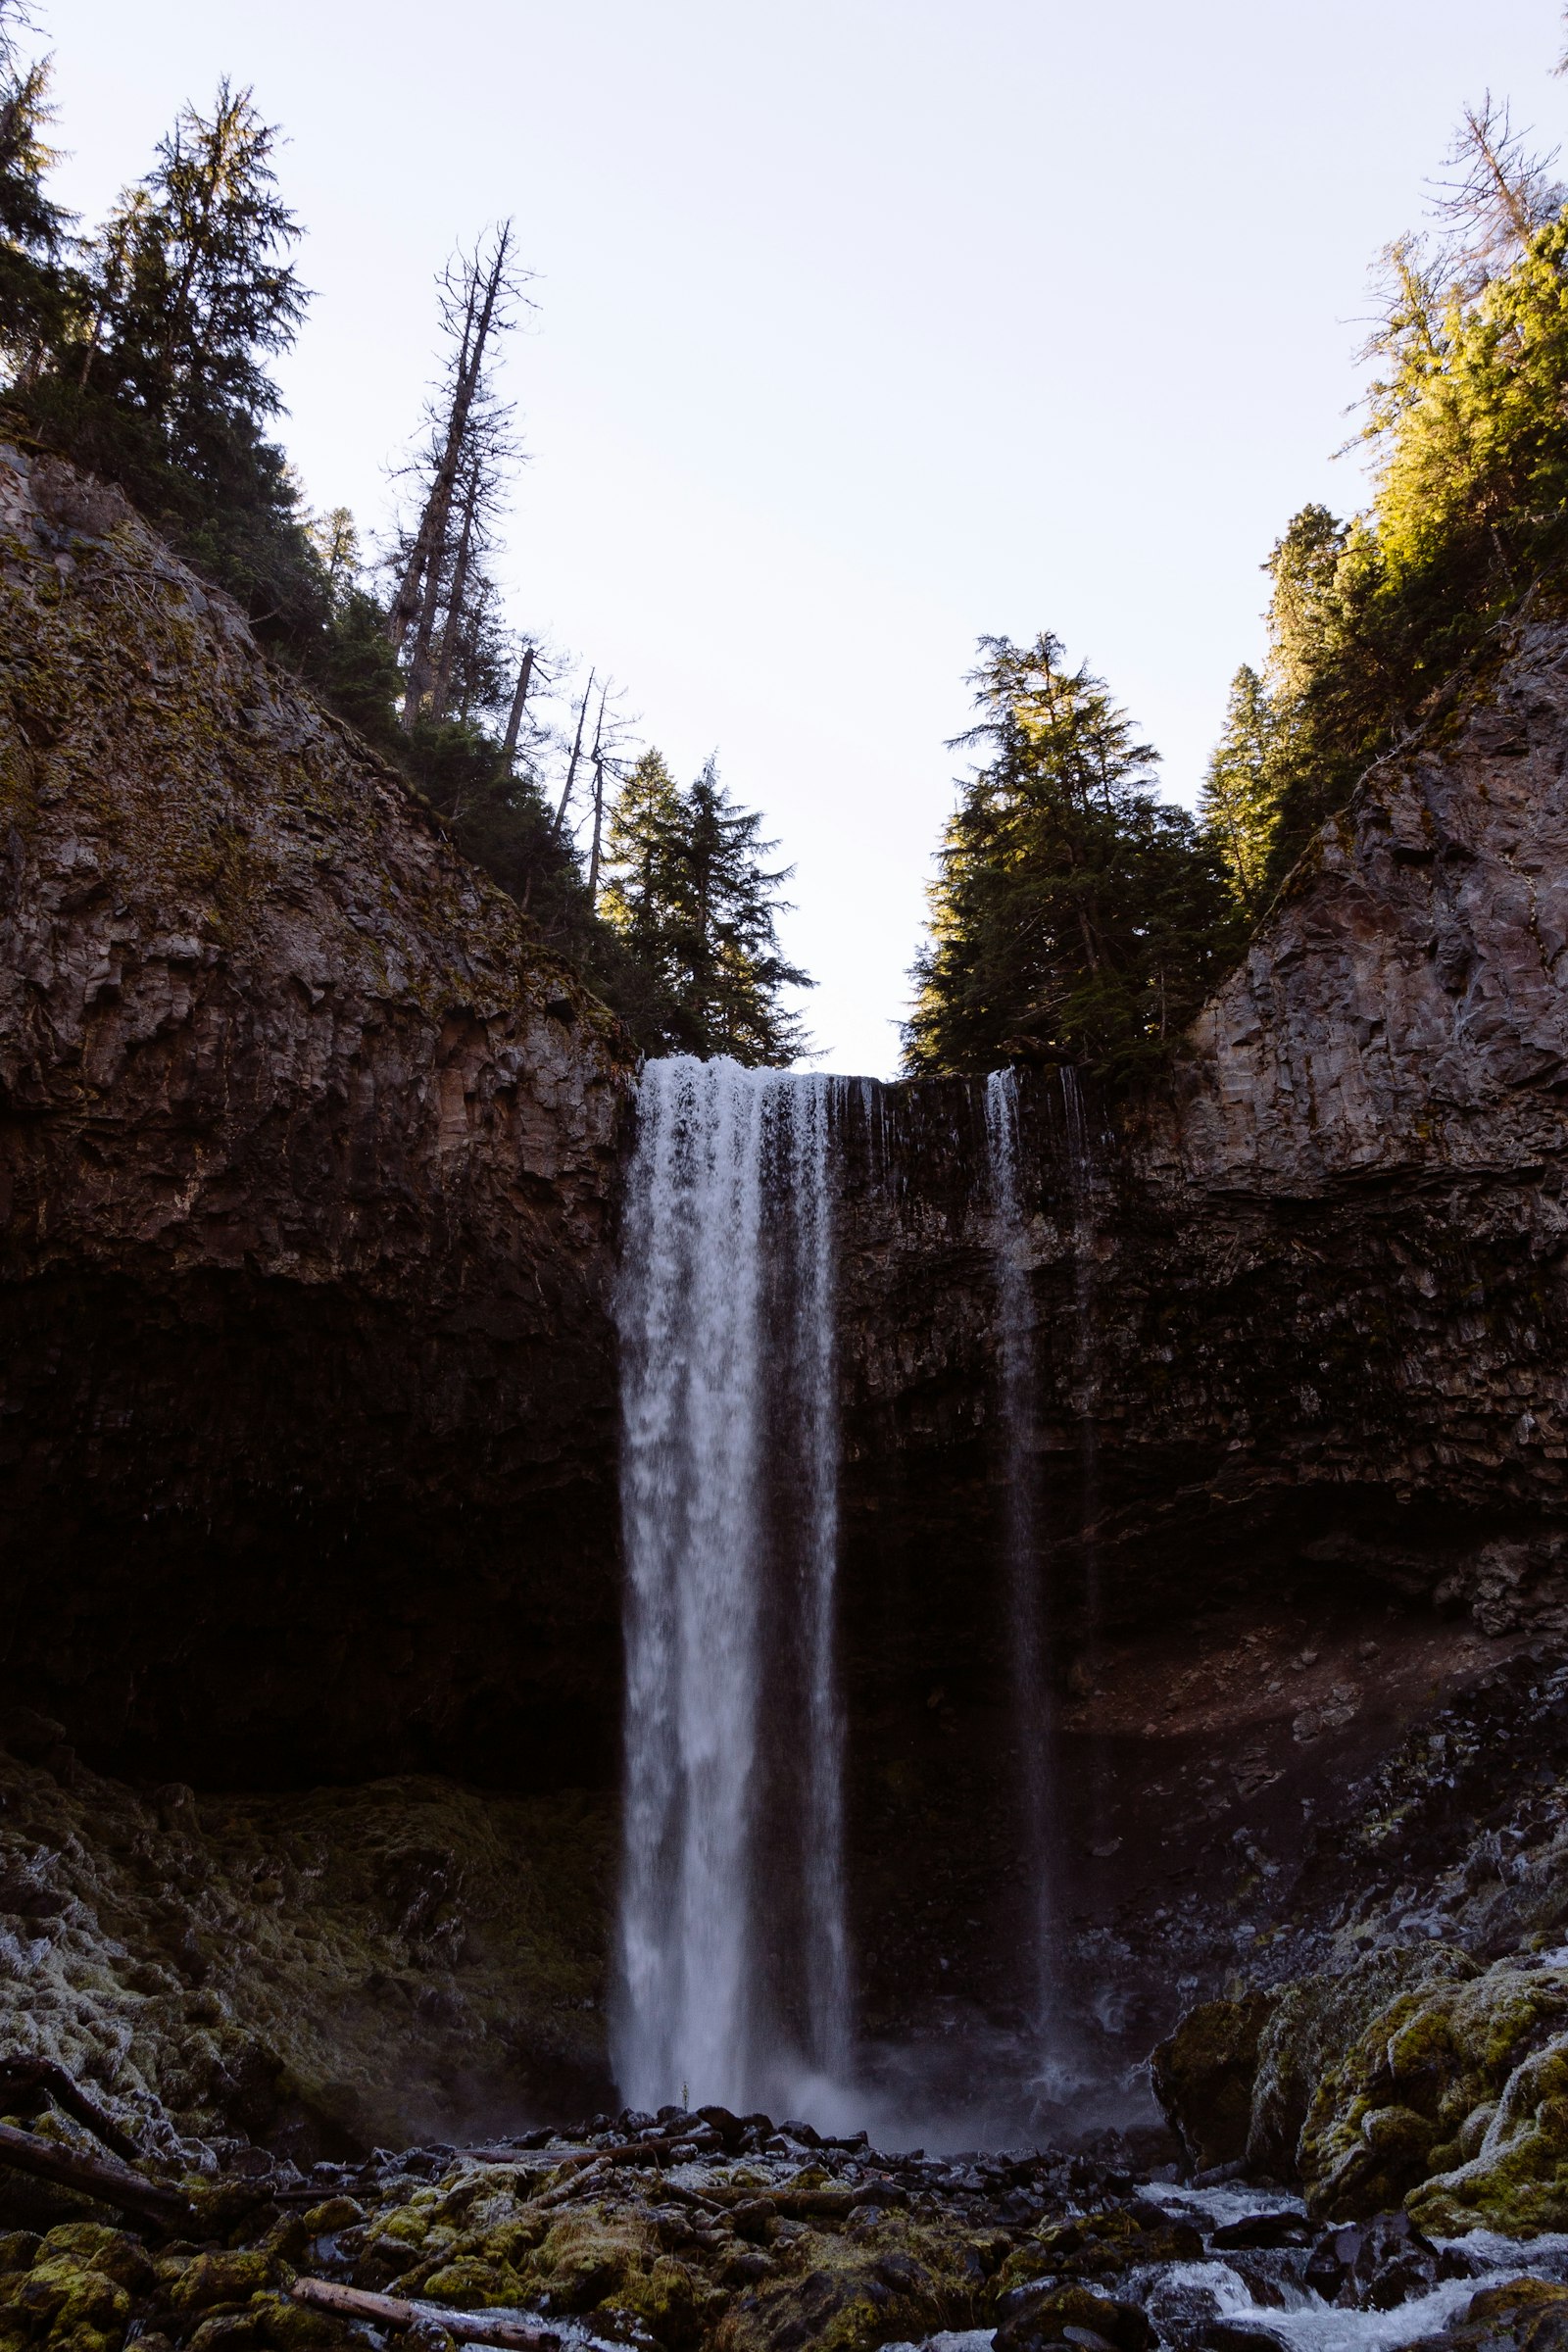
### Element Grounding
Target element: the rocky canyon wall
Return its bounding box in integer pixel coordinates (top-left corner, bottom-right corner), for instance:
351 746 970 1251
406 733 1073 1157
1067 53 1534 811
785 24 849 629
829 615 1568 2077
0 445 633 1789
8 444 1568 2139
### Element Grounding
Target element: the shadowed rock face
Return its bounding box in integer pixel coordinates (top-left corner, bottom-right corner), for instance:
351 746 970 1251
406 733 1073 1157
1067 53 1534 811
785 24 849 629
0 446 634 1788
8 440 1568 2141
827 617 1568 2072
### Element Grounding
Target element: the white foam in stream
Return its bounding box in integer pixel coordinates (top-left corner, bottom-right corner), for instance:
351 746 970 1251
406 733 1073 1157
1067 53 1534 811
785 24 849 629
886 2202 1568 2352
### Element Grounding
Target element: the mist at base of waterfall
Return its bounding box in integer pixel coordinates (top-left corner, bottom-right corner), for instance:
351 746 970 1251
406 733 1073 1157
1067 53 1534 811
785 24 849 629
753 2008 1167 2158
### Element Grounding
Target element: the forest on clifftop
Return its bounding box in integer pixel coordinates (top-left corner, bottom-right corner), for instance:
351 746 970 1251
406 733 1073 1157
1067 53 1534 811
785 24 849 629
5 2 1568 1082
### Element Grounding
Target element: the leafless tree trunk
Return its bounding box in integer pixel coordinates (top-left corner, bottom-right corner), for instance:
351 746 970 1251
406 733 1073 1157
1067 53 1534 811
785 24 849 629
586 679 611 899
386 222 516 681
427 464 483 722
500 644 536 770
553 669 596 832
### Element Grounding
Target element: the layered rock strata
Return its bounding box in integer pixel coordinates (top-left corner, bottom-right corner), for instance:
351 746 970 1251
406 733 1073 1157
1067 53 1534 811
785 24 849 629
10 442 1568 2161
829 615 1568 2079
0 446 633 1787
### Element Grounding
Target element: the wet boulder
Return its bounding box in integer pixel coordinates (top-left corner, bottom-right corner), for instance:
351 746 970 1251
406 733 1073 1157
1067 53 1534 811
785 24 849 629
1301 2212 1446 2310
1401 2278 1568 2350
1151 1994 1274 2173
1302 1962 1568 2228
992 2281 1152 2352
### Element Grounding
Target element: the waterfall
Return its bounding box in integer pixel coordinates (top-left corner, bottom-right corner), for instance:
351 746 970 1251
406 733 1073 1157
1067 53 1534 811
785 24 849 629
614 1055 850 2114
984 1069 1055 2036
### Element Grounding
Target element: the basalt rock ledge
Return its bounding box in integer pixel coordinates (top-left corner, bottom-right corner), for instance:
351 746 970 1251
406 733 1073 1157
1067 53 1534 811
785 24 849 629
8 444 1568 2173
831 606 1568 2091
0 445 634 1790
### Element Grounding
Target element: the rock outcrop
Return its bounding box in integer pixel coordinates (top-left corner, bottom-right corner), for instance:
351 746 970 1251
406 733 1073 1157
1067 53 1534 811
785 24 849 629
11 437 1568 2173
0 445 633 1787
828 614 1568 2084
0 1726 613 2156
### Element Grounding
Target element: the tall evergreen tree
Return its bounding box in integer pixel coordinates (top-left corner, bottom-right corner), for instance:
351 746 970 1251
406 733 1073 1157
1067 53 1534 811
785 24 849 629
82 81 307 478
906 634 1235 1078
11 77 327 652
0 1 73 381
1208 97 1568 902
1200 664 1282 917
603 753 810 1064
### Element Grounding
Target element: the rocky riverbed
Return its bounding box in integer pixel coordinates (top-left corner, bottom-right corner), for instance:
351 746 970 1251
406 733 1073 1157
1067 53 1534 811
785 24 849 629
5 2085 1568 2352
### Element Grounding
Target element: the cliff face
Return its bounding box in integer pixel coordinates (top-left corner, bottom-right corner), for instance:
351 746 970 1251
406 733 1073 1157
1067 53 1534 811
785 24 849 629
9 439 1568 2147
841 614 1568 1558
830 617 1568 2078
0 446 634 1787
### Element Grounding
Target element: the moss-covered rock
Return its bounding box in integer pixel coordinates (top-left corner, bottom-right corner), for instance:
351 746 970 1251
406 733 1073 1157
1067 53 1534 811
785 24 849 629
1155 1945 1568 2232
1407 2278 1568 2349
0 1742 614 2158
996 2201 1201 2294
1151 1991 1274 2171
993 2283 1152 2352
1301 1962 1568 2225
166 2253 275 2318
1250 1946 1482 2184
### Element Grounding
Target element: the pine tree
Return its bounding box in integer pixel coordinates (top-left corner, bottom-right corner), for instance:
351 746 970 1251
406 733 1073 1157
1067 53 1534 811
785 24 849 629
301 508 403 745
0 1 73 381
906 634 1236 1078
602 754 810 1064
1200 665 1280 916
84 81 307 480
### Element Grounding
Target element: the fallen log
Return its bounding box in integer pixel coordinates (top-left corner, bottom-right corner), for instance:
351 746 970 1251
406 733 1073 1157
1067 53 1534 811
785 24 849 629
289 2278 558 2349
0 2119 192 2227
0 2058 144 2163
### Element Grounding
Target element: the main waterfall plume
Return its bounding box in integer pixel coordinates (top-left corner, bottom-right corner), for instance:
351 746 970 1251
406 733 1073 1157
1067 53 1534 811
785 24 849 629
613 1056 850 2114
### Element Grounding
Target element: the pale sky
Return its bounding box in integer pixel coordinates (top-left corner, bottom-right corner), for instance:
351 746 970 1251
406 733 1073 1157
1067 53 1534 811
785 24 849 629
40 0 1566 1075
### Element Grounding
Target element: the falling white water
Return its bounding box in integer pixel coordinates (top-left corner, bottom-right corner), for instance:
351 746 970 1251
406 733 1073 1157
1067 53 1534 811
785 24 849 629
614 1055 850 2114
983 1070 1054 2033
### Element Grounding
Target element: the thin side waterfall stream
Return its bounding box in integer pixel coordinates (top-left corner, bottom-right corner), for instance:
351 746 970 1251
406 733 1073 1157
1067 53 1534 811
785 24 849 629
614 1056 850 2115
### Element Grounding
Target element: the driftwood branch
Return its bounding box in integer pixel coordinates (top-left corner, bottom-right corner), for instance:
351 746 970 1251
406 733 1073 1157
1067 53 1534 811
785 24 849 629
290 2278 558 2349
0 2058 144 2163
0 2118 191 2227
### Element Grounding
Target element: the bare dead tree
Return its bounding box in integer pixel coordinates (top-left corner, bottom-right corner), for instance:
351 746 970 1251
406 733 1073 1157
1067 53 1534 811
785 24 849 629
553 667 596 833
386 222 530 727
425 426 512 723
585 681 637 901
500 641 538 771
1428 93 1565 292
586 678 612 899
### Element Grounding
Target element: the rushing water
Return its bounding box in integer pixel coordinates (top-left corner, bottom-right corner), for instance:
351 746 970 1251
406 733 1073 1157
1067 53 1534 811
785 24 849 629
614 1056 850 2114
